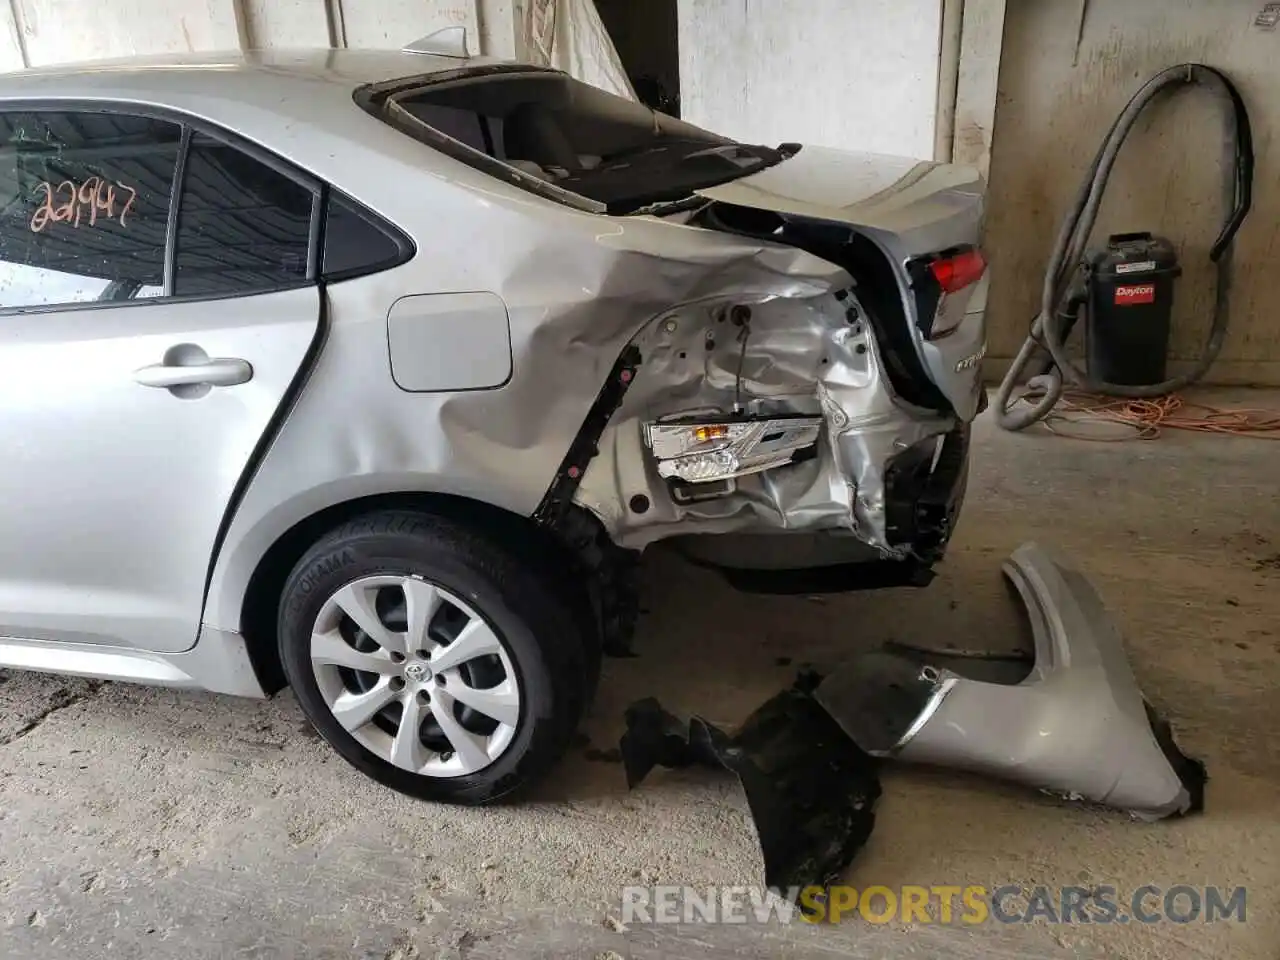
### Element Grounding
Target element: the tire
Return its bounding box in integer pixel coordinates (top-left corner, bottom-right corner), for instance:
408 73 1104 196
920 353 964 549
277 509 593 805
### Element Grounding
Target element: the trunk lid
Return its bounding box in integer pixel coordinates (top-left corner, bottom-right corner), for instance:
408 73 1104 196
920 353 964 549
693 146 985 257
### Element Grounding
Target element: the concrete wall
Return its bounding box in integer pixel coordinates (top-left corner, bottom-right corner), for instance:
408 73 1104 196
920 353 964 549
243 0 330 48
676 0 945 159
983 0 1280 383
949 0 1005 174
0 0 232 67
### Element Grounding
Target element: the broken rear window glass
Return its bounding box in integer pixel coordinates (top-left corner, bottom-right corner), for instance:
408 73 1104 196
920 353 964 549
359 68 786 215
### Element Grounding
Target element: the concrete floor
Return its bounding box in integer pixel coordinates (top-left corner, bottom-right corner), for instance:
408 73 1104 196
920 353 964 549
1 391 1278 960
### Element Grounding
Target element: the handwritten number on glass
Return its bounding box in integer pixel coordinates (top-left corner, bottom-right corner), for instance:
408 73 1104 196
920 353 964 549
30 177 139 233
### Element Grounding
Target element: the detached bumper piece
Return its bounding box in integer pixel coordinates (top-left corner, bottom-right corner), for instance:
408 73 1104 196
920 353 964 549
620 686 881 891
816 542 1205 819
620 544 1203 892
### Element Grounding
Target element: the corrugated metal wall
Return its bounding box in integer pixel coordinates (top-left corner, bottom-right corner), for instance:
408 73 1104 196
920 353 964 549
983 0 1280 383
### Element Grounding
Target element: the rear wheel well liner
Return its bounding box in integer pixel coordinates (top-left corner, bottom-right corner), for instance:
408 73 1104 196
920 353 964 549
238 492 595 694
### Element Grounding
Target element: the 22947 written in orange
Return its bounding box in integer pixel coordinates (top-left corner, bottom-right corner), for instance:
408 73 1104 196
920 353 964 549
30 177 139 233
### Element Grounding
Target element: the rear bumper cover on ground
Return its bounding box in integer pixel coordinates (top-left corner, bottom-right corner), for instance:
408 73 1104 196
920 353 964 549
622 542 1204 892
816 542 1204 819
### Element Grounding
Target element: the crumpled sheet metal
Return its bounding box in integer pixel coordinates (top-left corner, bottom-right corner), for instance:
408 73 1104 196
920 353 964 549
435 224 854 515
620 687 881 892
574 281 953 552
815 542 1206 819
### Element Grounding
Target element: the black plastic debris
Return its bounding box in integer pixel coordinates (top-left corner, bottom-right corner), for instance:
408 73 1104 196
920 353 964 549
619 683 882 891
619 697 701 787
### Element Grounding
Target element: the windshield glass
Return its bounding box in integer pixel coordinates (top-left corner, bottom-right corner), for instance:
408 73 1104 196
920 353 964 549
359 68 785 214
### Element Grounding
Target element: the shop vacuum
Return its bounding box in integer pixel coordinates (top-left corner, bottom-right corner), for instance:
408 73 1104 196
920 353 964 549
995 64 1255 431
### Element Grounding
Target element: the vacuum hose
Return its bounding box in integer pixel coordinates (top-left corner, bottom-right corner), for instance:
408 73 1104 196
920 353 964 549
995 64 1254 431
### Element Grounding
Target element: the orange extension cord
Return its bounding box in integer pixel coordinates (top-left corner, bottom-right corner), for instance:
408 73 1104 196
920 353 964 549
1012 391 1280 441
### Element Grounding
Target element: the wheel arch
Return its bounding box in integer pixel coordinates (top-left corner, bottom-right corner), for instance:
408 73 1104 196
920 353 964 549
235 491 586 694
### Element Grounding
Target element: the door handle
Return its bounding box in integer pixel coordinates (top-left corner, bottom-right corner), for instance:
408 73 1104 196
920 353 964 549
133 357 253 389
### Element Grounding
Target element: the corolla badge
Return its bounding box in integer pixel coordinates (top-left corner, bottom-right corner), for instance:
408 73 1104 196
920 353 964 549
955 343 988 372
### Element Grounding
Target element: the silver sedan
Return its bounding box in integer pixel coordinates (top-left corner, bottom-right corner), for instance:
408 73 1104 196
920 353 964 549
0 45 986 803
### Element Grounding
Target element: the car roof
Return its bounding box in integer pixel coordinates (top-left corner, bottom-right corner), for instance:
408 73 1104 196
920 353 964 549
0 47 568 231
0 47 506 99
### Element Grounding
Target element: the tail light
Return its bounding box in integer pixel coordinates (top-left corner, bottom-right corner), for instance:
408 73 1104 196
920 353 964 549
910 246 987 339
930 249 987 294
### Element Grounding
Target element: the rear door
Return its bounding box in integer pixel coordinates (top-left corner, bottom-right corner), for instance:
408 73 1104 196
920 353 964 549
0 111 322 654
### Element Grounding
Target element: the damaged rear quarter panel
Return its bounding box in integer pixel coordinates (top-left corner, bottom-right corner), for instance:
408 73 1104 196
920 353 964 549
696 148 988 420
204 154 905 631
574 279 954 551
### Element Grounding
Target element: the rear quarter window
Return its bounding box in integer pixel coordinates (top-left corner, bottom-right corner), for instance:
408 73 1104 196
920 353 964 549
322 191 410 281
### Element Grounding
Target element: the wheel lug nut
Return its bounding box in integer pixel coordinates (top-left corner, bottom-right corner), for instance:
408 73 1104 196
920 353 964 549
416 649 429 660
417 690 431 705
390 652 405 663
390 677 405 691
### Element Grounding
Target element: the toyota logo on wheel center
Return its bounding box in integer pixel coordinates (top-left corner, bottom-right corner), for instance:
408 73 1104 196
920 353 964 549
404 661 432 682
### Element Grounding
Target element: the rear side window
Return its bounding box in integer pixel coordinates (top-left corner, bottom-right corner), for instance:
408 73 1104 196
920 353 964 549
173 133 314 297
0 112 180 309
0 109 408 311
